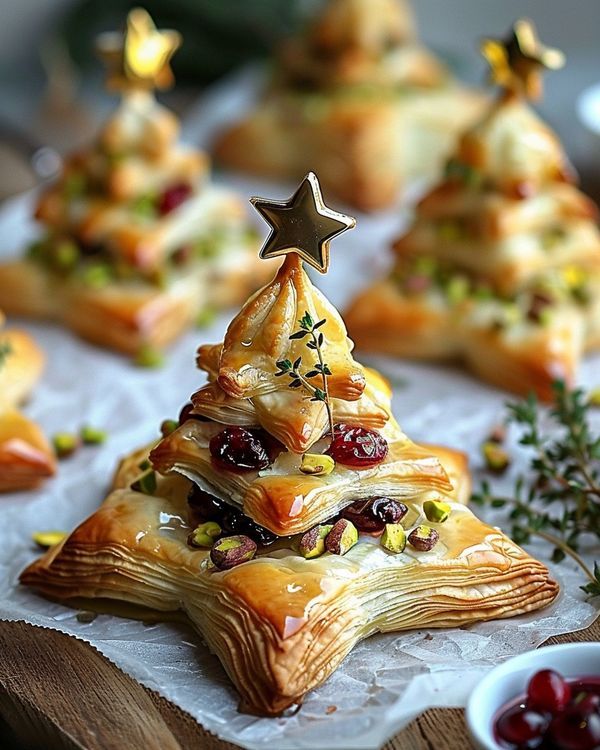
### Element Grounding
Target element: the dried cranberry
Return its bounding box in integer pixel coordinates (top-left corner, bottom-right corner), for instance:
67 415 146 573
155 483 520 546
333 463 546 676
341 500 384 532
209 427 271 472
187 486 225 522
372 497 408 524
178 402 211 426
549 703 600 750
527 669 572 714
496 705 549 748
326 424 388 469
527 292 554 323
186 485 277 546
158 182 192 215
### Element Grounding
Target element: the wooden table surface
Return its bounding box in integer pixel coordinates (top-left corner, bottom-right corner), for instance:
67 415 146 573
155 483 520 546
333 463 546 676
0 616 598 750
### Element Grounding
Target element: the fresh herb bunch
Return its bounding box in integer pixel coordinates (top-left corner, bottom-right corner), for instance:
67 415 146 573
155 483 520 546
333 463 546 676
472 381 600 598
0 340 12 370
275 311 334 438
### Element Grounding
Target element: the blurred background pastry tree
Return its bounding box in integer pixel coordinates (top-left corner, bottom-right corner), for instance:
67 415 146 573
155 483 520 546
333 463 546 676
345 19 600 399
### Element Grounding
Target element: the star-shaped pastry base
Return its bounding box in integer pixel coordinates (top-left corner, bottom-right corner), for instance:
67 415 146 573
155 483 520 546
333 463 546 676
250 172 355 273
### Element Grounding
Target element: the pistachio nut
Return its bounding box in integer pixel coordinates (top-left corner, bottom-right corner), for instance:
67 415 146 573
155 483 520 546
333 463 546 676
80 425 107 445
380 524 407 553
482 441 511 474
299 452 335 476
588 388 600 408
423 499 451 524
160 419 179 438
131 469 157 496
298 524 333 559
210 535 257 570
408 525 439 552
325 518 358 556
134 344 165 369
52 432 79 459
32 530 67 549
188 521 222 549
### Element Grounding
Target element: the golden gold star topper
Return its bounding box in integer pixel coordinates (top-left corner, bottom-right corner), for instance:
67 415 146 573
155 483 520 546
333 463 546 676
481 19 565 101
250 172 356 273
96 8 181 93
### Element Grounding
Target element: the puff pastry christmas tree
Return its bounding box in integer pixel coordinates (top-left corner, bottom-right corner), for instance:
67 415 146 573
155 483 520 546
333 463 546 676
22 174 558 716
346 20 600 399
215 0 485 211
0 312 55 491
0 9 272 359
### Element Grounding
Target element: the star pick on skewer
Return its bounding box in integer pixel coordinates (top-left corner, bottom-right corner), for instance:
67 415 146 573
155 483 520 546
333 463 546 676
481 19 565 101
250 172 356 273
96 8 181 93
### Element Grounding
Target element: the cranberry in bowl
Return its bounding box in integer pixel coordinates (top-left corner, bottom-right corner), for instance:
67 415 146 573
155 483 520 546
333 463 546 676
466 643 600 750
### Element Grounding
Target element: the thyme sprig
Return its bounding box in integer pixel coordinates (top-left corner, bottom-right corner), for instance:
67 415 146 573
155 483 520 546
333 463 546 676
275 311 335 438
0 340 12 370
472 381 600 598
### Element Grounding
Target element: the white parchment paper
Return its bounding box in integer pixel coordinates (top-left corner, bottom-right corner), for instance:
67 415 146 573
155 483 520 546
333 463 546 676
0 90 599 748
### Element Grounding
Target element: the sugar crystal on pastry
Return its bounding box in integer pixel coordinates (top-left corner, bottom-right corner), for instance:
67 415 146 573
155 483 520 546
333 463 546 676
345 19 600 400
0 9 274 358
21 173 558 717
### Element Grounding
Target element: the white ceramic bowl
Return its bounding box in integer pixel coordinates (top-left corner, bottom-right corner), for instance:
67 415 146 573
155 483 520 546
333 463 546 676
466 642 600 750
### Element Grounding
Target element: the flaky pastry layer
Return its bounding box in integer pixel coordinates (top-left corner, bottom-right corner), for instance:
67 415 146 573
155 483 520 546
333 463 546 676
21 477 558 715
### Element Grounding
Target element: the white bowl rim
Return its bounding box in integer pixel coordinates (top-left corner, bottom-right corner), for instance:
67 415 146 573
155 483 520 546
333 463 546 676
577 81 600 136
466 641 600 750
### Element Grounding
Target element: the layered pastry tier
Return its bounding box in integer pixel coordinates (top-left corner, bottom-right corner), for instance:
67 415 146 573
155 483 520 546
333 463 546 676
150 416 454 536
21 475 558 715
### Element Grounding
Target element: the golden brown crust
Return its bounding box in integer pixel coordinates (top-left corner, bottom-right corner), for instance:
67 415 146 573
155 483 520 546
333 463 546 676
0 409 56 491
345 279 588 402
0 252 275 355
20 482 558 716
215 89 486 212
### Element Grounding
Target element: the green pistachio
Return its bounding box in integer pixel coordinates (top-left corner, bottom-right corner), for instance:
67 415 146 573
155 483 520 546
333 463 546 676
413 257 437 277
76 610 98 624
131 469 157 496
81 263 112 289
325 519 358 556
298 524 333 559
444 159 481 188
407 525 439 551
52 239 79 272
445 275 470 305
437 220 464 243
541 226 566 251
132 194 157 219
160 419 179 437
188 521 222 548
32 530 67 548
299 453 335 476
423 499 451 523
380 524 407 553
588 388 600 407
63 173 86 200
80 425 107 445
134 345 165 369
27 239 47 263
482 441 511 474
138 459 151 471
195 307 217 328
52 432 79 459
210 535 257 570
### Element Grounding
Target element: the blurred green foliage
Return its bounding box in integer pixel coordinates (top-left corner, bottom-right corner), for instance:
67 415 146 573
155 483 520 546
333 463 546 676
63 0 309 86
